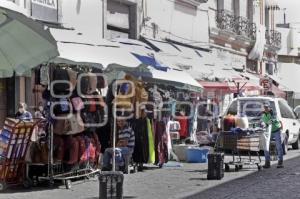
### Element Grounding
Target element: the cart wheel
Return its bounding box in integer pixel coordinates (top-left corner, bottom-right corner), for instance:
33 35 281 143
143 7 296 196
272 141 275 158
23 178 33 189
225 164 230 172
137 165 143 172
130 165 138 174
0 181 7 192
49 179 55 187
235 165 240 172
65 180 72 189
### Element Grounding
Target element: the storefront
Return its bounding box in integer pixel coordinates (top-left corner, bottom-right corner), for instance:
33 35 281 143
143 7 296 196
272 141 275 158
0 2 58 125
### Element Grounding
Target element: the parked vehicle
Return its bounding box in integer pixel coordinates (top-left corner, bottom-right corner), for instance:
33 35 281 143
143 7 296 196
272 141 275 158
222 96 300 153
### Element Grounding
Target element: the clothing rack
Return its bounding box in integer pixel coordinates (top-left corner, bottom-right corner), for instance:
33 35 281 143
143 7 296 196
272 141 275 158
30 64 102 189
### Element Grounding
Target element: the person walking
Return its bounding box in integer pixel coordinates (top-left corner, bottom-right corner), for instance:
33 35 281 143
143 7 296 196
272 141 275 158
261 102 283 169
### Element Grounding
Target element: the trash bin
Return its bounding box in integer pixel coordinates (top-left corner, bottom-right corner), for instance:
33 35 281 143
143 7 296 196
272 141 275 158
207 152 224 180
99 171 124 199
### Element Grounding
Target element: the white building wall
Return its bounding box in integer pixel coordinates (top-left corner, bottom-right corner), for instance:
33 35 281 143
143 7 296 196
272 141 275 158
239 0 247 18
141 0 209 48
277 27 299 56
5 0 104 39
60 0 104 39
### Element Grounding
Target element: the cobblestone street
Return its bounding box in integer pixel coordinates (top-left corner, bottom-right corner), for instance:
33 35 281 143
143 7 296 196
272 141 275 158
188 152 300 199
1 149 300 199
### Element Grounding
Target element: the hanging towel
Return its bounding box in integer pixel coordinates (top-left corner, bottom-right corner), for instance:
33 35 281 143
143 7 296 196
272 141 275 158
147 118 155 164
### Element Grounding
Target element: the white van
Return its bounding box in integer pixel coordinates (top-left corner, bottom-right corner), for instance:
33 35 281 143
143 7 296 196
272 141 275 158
223 96 300 153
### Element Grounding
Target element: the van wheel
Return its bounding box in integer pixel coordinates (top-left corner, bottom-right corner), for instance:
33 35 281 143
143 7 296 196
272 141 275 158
292 136 300 150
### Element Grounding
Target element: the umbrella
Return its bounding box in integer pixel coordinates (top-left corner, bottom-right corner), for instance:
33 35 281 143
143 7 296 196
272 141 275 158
0 2 58 77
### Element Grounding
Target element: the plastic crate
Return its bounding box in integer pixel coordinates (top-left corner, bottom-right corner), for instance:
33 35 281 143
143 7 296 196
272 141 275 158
185 147 209 163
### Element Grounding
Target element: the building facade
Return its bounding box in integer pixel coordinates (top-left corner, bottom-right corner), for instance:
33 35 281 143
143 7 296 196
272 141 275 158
1 0 284 122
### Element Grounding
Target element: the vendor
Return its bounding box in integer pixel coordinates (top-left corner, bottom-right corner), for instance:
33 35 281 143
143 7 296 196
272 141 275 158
15 102 33 121
102 114 135 171
261 102 283 169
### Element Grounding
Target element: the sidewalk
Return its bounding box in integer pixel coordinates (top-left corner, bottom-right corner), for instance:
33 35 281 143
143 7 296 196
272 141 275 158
1 149 299 199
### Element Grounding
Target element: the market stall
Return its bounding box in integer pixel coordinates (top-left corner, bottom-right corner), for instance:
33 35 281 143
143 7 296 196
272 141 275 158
0 2 61 191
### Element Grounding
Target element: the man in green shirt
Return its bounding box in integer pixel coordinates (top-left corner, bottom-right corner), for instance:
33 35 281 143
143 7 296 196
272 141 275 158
261 102 283 169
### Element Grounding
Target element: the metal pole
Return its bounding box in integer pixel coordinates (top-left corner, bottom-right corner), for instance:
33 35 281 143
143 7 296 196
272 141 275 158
283 8 287 24
112 80 117 172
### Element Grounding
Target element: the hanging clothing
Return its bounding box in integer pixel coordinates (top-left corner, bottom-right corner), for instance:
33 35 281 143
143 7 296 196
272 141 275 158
177 113 188 138
147 118 155 164
132 118 149 163
166 120 180 158
154 120 168 165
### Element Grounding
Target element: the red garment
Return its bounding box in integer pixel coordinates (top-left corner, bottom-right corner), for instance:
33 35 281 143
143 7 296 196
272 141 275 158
177 113 188 138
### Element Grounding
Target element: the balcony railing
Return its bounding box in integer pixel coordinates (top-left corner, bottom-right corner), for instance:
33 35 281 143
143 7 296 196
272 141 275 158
265 30 282 49
216 10 256 40
216 10 236 33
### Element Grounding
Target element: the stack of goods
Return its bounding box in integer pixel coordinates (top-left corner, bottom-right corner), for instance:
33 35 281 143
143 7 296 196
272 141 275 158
223 114 236 131
221 130 247 150
221 128 261 151
195 131 214 146
236 134 260 152
0 119 34 184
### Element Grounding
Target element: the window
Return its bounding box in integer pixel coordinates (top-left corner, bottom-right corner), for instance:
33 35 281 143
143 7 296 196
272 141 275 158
106 0 137 39
239 100 276 118
240 0 248 18
247 0 253 22
227 100 237 115
177 0 203 7
223 0 233 12
278 100 296 119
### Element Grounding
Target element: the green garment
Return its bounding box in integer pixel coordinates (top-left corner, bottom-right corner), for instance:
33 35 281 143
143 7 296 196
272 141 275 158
147 118 155 163
261 111 281 133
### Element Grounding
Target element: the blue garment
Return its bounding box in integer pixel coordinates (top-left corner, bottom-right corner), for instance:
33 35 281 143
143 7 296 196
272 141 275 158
264 130 283 161
103 147 131 168
15 111 32 121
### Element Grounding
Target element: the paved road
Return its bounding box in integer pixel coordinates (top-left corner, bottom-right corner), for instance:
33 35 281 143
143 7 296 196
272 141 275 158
186 154 300 199
1 149 300 199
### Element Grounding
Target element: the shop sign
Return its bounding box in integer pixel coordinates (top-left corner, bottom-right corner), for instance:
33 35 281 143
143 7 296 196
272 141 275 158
31 0 58 23
260 78 272 90
207 91 215 99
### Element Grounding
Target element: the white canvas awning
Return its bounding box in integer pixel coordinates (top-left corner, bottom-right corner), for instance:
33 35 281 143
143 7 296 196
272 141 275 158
0 2 58 77
146 67 203 92
50 28 141 69
111 38 203 91
142 38 215 79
